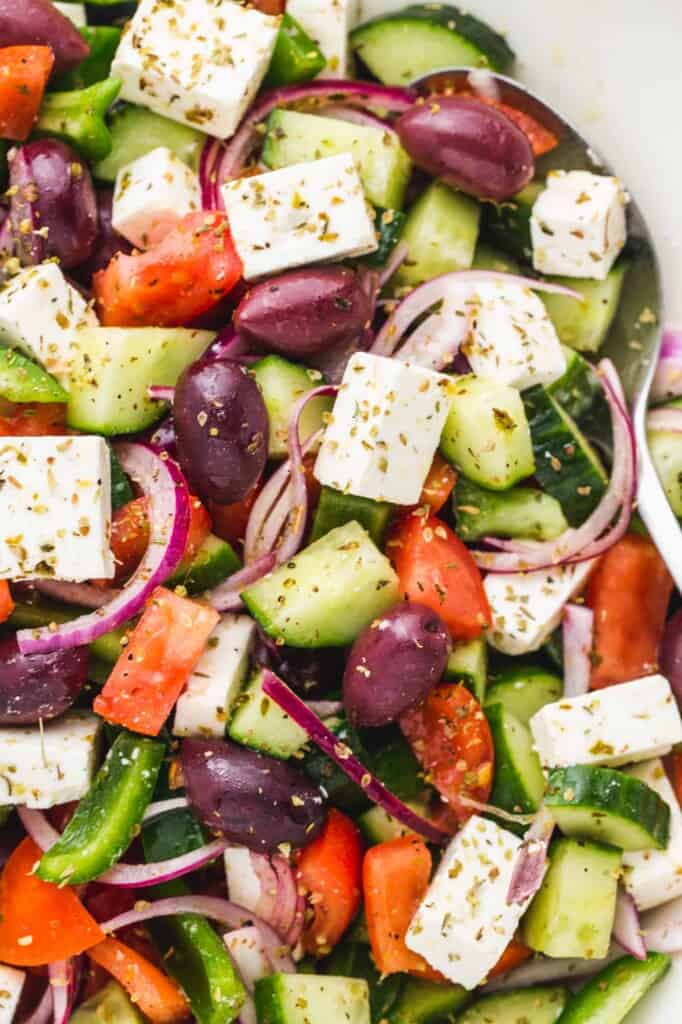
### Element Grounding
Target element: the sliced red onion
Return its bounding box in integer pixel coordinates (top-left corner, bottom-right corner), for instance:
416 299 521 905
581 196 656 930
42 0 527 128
305 700 343 718
24 985 53 1024
393 283 474 371
17 444 191 655
485 947 622 991
101 895 294 973
458 795 535 826
18 806 60 851
147 385 175 403
225 847 301 946
271 856 300 944
647 407 682 433
97 838 228 888
613 886 647 960
651 328 682 403
224 926 273 1024
49 958 79 1024
562 604 594 698
643 894 682 953
33 580 117 609
322 104 397 132
208 325 254 362
378 240 409 289
142 797 190 822
206 553 277 613
199 137 224 211
507 805 555 906
474 360 636 573
261 671 449 845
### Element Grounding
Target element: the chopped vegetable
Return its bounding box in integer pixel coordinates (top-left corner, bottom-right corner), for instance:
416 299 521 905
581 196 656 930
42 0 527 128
87 938 191 1024
0 581 13 625
0 46 54 141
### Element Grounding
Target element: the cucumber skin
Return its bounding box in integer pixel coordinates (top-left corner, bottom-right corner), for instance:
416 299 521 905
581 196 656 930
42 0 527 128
547 348 603 423
453 477 567 542
310 486 393 547
485 666 562 725
445 637 487 703
545 765 671 851
455 985 568 1024
395 182 480 288
485 702 545 819
556 953 671 1024
390 977 469 1024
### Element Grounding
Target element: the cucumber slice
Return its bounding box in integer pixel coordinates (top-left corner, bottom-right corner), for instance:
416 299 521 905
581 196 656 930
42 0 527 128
453 986 567 1024
262 108 411 210
350 4 514 86
545 765 671 851
395 182 480 288
481 181 544 263
485 666 562 725
485 703 545 817
389 978 469 1024
309 486 393 547
522 838 621 960
440 375 535 491
71 981 145 1024
242 521 400 648
445 638 487 703
541 262 629 354
302 715 372 814
228 670 309 759
547 347 603 422
251 355 332 460
255 973 371 1024
322 941 403 1022
556 952 671 1024
358 802 427 845
522 384 607 526
453 476 568 541
471 242 521 275
360 207 407 269
648 427 682 515
65 326 214 435
94 103 204 181
167 534 241 595
0 345 68 404
264 13 326 88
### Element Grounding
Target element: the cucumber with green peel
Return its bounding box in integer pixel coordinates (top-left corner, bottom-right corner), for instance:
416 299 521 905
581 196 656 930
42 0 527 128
264 13 326 88
440 375 535 491
454 986 568 1024
255 974 371 1024
360 207 407 270
522 838 621 960
485 666 562 724
262 108 412 209
544 765 671 851
389 978 469 1024
322 940 403 1022
0 345 69 404
541 262 629 354
481 181 543 263
453 476 568 542
350 4 514 86
522 384 607 526
358 803 429 845
309 487 393 547
71 981 145 1024
242 521 400 648
251 355 332 460
547 347 603 422
648 426 682 515
471 242 521 275
556 953 671 1024
395 182 480 288
228 669 309 759
444 638 487 703
167 534 241 595
302 715 372 814
94 103 205 181
485 703 545 817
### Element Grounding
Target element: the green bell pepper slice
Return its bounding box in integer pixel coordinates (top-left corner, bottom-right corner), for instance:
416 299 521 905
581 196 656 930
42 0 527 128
264 13 326 87
52 26 122 91
37 730 164 885
557 953 671 1024
0 346 69 404
110 447 134 511
37 78 122 162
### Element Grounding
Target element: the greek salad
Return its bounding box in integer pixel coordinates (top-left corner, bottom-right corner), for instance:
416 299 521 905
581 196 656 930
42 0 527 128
0 1 680 1022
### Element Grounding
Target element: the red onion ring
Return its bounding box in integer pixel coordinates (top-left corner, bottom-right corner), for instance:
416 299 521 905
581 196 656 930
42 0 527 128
33 580 117 610
378 240 409 289
271 856 299 942
305 700 343 718
23 985 53 1024
647 407 682 433
651 327 682 403
321 104 398 132
142 797 190 822
18 806 60 850
457 795 535 826
147 385 175 403
97 839 228 888
206 553 276 613
613 886 647 960
48 959 79 1024
643 894 682 953
486 948 622 991
199 137 223 211
507 805 555 905
17 444 191 655
562 604 594 698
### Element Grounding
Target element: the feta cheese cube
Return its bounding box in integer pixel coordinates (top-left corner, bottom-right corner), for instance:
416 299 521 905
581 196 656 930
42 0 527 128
623 758 682 910
0 965 24 1023
286 0 359 77
113 147 201 249
531 170 628 280
405 816 531 989
530 675 682 770
0 711 101 808
314 352 452 505
0 436 114 581
0 264 96 386
486 562 595 656
53 2 86 27
111 0 280 140
173 614 256 738
222 153 377 280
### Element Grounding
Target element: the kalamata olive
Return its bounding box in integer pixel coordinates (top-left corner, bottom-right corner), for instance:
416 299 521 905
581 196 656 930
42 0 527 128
343 602 452 727
0 0 90 74
74 189 132 284
234 267 373 358
0 636 88 724
659 608 682 709
181 738 327 853
174 357 269 505
396 96 535 201
253 629 345 698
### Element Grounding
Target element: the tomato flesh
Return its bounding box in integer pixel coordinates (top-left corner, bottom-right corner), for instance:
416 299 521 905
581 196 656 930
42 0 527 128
0 46 54 141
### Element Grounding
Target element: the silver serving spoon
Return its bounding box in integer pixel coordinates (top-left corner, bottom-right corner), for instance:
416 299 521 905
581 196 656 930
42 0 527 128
411 68 682 589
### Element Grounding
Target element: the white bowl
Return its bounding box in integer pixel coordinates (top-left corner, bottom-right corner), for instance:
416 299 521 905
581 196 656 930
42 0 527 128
362 1 682 1018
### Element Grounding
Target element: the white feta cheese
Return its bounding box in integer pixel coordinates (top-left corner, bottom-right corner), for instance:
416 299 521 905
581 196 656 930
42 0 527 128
405 816 530 989
112 146 201 249
173 614 256 738
53 2 86 27
486 561 595 656
0 263 96 386
530 675 682 770
531 170 628 280
0 965 24 1023
286 0 359 77
111 0 280 139
222 153 377 280
0 436 114 582
623 759 682 910
0 711 101 808
314 352 452 505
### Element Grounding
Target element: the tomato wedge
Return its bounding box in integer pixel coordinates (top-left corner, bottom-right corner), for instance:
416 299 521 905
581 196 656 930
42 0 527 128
488 936 533 978
88 938 190 1024
0 581 13 625
586 533 673 689
400 683 494 823
296 809 363 957
208 488 259 549
0 402 66 436
418 455 458 513
0 838 104 966
0 46 54 141
389 512 491 641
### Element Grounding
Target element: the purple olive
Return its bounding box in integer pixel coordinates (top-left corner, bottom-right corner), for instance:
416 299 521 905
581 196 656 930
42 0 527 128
659 608 682 709
0 0 90 74
73 188 132 284
343 602 452 727
0 636 88 724
174 357 269 505
235 266 373 358
181 738 327 853
396 96 535 201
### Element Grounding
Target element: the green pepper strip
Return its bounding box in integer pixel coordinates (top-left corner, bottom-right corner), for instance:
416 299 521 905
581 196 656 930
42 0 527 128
37 730 165 885
264 13 326 88
0 345 69 404
52 26 122 91
37 77 122 162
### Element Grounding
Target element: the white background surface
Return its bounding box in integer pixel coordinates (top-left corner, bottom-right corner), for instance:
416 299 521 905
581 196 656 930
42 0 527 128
362 1 682 1018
